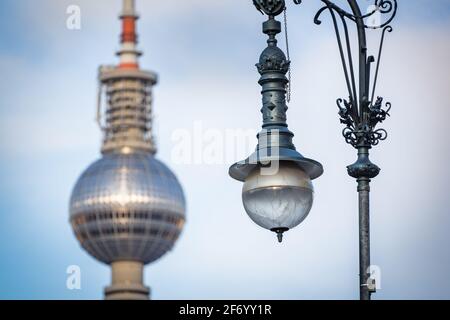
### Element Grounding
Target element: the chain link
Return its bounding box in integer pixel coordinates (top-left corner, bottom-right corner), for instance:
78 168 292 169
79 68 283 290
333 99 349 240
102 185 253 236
284 7 292 103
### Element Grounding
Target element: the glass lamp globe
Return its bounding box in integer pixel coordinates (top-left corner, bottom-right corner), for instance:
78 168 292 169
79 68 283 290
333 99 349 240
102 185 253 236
242 162 314 242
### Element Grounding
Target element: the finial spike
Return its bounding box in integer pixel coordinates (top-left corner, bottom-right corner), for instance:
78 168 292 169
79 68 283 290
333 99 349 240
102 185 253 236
277 232 283 243
271 227 289 244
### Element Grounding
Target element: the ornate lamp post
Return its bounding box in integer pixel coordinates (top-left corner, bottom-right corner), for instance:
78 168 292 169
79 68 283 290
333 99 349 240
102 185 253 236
229 0 397 300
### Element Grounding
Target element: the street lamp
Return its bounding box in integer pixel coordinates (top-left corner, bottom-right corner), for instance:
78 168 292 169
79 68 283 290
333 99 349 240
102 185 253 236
229 0 323 244
229 0 397 301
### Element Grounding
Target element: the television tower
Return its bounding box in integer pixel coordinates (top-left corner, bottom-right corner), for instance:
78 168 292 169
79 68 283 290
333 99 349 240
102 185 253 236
69 0 186 300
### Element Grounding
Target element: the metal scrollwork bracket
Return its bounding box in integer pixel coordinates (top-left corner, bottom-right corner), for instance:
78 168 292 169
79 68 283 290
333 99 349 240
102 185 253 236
292 0 397 151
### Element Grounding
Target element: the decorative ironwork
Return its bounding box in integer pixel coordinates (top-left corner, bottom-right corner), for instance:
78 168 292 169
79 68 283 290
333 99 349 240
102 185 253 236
256 46 290 73
253 0 286 16
337 96 390 147
371 25 393 104
293 0 396 149
311 0 397 29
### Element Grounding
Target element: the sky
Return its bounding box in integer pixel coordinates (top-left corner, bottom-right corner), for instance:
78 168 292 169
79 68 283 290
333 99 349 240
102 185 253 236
0 0 449 300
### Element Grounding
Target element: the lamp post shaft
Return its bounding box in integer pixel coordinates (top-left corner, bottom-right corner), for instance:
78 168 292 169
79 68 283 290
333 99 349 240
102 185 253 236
349 145 379 300
348 0 373 301
358 175 371 300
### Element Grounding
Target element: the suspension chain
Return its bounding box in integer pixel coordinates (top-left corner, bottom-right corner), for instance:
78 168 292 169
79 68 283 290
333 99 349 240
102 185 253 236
284 7 292 103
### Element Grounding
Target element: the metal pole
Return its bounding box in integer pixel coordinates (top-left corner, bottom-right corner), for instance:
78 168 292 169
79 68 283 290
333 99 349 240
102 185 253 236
358 175 371 300
349 145 379 300
347 0 372 300
356 145 372 300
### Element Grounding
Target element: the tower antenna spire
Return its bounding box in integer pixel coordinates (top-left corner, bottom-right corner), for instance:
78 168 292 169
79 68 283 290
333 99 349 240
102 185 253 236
118 0 140 69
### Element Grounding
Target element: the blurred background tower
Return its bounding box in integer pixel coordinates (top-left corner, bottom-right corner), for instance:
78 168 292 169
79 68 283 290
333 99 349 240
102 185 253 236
69 0 186 300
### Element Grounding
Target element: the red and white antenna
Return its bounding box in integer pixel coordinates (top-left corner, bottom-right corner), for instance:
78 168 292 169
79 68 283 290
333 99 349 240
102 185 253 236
117 0 141 69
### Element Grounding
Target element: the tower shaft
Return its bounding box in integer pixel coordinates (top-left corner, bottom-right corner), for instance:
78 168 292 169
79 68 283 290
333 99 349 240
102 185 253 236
105 261 150 300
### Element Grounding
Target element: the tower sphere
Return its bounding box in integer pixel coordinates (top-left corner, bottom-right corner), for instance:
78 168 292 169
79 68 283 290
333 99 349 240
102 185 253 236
69 0 186 299
70 152 186 265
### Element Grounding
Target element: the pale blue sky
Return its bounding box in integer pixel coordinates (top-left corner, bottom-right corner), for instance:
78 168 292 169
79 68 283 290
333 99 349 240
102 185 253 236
0 0 449 299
